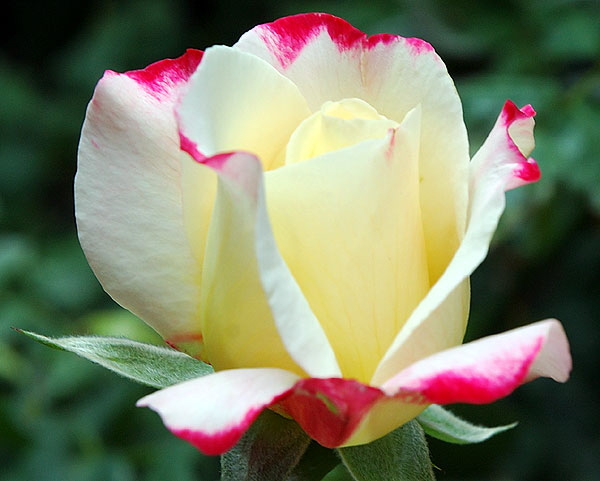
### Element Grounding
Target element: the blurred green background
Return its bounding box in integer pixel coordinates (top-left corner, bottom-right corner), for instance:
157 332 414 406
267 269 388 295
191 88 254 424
1 0 598 480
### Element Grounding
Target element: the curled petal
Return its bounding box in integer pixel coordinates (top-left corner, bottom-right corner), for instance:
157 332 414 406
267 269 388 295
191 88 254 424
138 320 570 454
382 319 571 404
76 50 209 356
137 368 300 455
470 100 539 192
279 378 424 449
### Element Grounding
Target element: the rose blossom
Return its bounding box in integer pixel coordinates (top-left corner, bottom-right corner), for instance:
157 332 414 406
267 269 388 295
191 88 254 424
75 13 571 454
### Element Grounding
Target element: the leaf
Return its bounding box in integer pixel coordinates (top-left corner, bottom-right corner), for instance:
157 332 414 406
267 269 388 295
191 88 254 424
286 442 341 481
15 329 212 389
338 420 435 481
321 464 354 481
221 409 311 481
417 405 516 444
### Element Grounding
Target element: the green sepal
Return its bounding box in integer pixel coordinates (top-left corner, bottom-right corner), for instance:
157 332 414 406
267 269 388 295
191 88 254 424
287 442 341 481
417 405 517 444
321 464 354 481
15 329 212 389
338 420 435 481
221 409 311 481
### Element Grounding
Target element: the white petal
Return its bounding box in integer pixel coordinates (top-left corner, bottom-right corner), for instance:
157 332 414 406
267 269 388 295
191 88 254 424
137 368 300 455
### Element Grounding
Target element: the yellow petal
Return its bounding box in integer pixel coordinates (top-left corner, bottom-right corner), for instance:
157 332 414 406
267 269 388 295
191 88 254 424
285 98 398 165
197 152 339 377
266 107 429 383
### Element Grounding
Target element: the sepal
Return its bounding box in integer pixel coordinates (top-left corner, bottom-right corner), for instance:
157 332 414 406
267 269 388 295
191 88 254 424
15 329 212 389
337 420 435 481
417 404 516 444
221 409 311 481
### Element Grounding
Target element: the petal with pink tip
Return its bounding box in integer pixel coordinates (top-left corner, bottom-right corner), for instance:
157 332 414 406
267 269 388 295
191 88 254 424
236 13 470 284
137 368 300 455
382 319 571 404
280 377 425 449
177 45 311 171
470 100 540 191
75 50 210 356
373 101 541 385
194 152 341 378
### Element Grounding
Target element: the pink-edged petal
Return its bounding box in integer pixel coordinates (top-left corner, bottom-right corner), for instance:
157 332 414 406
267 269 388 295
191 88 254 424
470 100 539 191
76 50 209 356
177 45 311 171
195 151 341 378
235 12 469 288
373 101 540 385
279 377 425 449
137 368 300 455
382 319 571 404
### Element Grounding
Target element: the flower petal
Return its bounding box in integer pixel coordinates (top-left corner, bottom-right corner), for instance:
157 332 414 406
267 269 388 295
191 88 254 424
470 100 540 191
195 151 341 378
75 50 209 356
236 13 470 283
177 45 311 171
373 101 540 385
381 319 571 404
265 107 429 383
137 368 300 455
280 378 425 449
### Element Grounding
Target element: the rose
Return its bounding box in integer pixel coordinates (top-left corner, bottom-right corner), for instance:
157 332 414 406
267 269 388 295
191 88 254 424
76 13 571 454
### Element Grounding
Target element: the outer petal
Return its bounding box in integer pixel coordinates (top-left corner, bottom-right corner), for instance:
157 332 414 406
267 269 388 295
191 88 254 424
266 108 430 383
382 319 571 404
178 45 311 171
373 101 540 384
138 321 569 454
235 13 470 283
280 378 424 449
470 100 540 191
137 368 300 455
195 152 341 378
75 50 210 356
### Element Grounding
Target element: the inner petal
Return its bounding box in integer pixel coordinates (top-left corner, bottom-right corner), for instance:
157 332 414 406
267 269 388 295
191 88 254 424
178 45 311 172
285 98 399 165
266 107 429 383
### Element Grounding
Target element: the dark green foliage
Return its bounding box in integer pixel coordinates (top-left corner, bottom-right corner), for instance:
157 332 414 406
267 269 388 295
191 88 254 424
2 1 598 480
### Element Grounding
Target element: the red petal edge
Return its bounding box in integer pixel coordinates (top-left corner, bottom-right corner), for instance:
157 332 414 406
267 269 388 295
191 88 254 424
172 407 264 456
122 49 203 100
501 99 541 186
279 378 386 448
256 13 433 69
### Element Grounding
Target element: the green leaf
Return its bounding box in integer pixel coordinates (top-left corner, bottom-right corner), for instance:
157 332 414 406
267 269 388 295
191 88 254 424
417 405 516 444
321 464 354 481
286 442 341 481
15 329 212 389
221 409 311 481
338 420 435 481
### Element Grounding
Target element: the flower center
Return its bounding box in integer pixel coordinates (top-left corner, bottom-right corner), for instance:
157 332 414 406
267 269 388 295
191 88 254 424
284 98 399 165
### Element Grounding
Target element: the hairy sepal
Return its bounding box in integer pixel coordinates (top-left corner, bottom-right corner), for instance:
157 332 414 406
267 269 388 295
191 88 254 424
17 329 212 389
